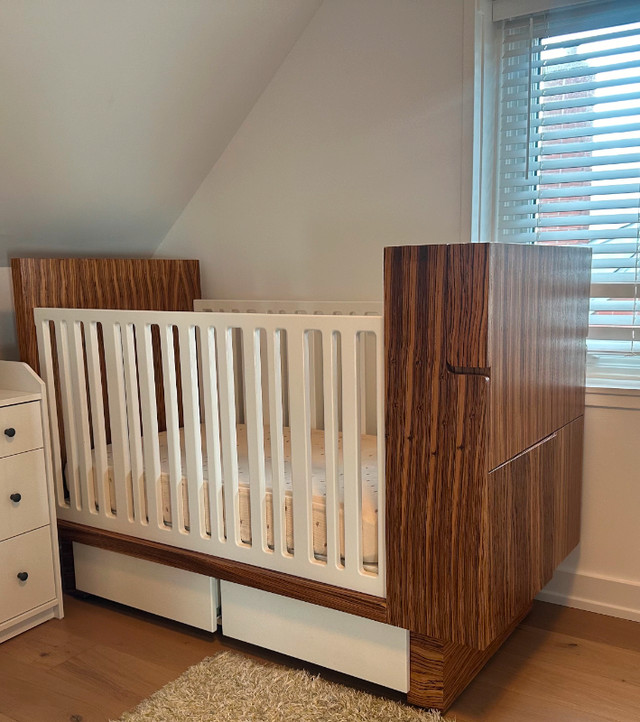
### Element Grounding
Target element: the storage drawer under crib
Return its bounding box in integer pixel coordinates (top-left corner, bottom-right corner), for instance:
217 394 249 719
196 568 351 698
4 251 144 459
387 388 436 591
0 526 57 623
0 450 49 542
220 581 410 692
0 402 43 458
73 544 219 632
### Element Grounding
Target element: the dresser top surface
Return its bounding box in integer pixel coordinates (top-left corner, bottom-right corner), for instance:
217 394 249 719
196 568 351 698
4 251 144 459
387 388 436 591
0 389 41 407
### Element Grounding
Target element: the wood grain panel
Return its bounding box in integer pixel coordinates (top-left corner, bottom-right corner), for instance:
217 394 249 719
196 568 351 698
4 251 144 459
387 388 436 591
385 243 589 651
487 417 584 641
57 520 388 624
384 245 492 648
11 258 200 374
11 257 201 452
486 244 591 469
408 604 531 711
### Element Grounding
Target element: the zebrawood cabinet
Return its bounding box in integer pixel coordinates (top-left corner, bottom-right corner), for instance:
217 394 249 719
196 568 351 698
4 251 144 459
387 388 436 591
0 361 63 643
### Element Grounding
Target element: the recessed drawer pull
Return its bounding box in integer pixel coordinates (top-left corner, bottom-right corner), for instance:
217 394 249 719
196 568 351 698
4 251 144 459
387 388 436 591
4 427 16 438
17 571 29 582
10 493 22 503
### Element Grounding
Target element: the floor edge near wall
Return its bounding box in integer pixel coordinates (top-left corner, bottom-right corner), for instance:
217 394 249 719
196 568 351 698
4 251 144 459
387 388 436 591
537 569 640 624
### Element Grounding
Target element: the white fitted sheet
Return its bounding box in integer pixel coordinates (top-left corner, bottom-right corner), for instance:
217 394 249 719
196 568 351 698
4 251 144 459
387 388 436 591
92 425 379 565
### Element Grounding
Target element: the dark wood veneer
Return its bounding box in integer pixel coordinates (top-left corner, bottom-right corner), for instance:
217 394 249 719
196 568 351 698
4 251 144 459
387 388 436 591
384 243 590 651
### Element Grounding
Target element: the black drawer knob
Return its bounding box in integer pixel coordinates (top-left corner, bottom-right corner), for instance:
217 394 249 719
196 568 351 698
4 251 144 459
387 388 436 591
17 572 28 582
4 427 16 438
10 493 22 503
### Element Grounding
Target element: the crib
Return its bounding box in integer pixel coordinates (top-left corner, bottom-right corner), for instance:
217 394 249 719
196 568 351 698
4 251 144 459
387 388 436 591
11 243 591 710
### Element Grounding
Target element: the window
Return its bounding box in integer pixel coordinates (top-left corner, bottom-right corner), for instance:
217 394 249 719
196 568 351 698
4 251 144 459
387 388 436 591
496 0 640 385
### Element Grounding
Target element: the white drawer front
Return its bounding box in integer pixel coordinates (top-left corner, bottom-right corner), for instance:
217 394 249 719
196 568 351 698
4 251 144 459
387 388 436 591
0 526 56 623
0 402 43 458
0 450 49 542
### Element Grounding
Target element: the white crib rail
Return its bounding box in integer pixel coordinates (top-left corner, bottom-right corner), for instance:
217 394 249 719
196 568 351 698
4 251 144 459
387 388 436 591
35 307 385 597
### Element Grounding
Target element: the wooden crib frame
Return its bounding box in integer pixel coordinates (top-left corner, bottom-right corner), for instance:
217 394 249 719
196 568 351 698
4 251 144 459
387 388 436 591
11 243 591 710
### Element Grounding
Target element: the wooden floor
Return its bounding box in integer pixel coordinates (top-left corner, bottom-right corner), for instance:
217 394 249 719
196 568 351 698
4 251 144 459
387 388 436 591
0 596 638 721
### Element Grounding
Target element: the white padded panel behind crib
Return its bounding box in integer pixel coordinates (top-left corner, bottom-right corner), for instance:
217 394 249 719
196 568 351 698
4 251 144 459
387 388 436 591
220 581 409 692
73 543 218 631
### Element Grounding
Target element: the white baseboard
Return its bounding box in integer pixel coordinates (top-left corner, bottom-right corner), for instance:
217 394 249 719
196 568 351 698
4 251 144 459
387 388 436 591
537 569 640 623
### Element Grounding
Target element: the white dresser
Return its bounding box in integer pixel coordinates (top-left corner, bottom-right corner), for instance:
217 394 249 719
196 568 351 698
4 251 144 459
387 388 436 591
0 361 63 643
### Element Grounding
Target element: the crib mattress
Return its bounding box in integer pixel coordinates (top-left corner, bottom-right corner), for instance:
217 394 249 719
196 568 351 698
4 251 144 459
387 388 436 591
93 425 379 565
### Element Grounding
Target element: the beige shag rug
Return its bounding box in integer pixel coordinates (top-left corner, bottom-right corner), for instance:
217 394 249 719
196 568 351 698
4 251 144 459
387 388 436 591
114 651 454 722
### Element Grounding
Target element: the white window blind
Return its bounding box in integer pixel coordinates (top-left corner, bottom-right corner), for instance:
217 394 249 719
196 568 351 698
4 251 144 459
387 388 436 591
496 0 640 384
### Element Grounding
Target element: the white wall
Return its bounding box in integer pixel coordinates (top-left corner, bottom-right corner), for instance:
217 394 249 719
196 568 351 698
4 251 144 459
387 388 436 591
157 0 476 300
0 0 321 261
538 391 640 622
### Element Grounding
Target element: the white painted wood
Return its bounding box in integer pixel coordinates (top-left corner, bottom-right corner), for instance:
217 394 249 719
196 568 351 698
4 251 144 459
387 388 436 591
35 323 65 507
287 329 314 563
178 325 205 538
195 300 382 316
67 321 95 514
0 527 57 624
160 323 183 535
135 323 163 530
0 402 43 459
103 323 132 521
221 581 409 692
34 308 384 596
216 326 241 546
74 543 218 631
322 330 340 570
0 361 44 395
0 450 49 542
199 326 224 542
0 361 64 644
84 322 110 519
341 331 362 574
242 328 267 550
0 604 59 644
122 323 145 525
52 320 81 511
265 329 287 557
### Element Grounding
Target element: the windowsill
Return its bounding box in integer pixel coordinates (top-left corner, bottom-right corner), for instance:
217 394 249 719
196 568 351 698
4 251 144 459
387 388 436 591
585 385 640 410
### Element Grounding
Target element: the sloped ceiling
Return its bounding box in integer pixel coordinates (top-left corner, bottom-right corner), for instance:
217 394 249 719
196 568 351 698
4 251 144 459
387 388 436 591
0 0 321 263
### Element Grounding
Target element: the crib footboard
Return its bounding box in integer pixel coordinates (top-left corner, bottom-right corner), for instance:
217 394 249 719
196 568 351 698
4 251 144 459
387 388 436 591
384 243 590 662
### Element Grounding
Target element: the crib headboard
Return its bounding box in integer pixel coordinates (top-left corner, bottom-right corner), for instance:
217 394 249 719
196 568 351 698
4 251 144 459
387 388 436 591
11 257 201 459
11 258 201 374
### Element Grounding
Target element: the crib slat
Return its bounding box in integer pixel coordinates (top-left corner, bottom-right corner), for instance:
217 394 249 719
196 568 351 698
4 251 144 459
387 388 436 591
178 324 204 538
103 322 132 521
53 320 81 511
121 323 145 525
216 326 240 545
199 325 223 542
35 320 65 508
322 330 340 570
288 328 313 562
160 324 183 534
341 330 362 572
84 322 109 519
243 327 267 551
135 323 162 530
266 329 286 557
67 321 95 513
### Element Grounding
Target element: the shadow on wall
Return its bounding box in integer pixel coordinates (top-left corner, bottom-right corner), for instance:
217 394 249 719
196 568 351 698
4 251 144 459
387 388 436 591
0 267 18 360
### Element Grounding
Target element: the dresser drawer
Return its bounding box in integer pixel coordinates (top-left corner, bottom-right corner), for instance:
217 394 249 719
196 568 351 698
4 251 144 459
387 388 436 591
0 527 56 623
0 402 43 458
0 450 49 542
